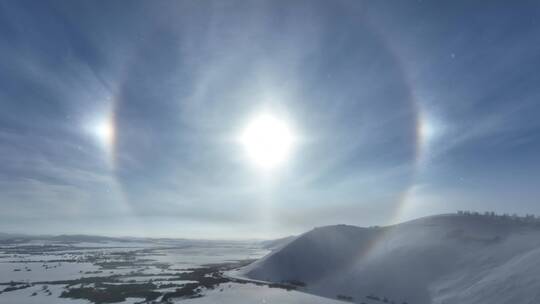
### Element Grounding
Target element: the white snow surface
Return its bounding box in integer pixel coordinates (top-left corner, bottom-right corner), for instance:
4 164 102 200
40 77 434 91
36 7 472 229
241 214 540 304
177 282 346 304
0 284 88 304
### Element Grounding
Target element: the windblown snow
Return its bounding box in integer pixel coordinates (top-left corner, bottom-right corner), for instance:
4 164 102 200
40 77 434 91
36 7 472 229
239 214 540 304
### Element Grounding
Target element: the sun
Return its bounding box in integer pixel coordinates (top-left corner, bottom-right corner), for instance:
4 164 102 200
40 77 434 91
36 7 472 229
239 113 296 170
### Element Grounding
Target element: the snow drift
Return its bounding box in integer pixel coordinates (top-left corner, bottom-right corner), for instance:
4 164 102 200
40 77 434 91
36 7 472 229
241 214 540 304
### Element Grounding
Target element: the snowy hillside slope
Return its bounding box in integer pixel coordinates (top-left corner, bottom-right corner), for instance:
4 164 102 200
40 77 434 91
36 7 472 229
260 235 297 251
240 214 540 304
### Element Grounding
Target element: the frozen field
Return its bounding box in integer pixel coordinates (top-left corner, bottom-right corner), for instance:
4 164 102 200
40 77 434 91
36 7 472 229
0 237 341 303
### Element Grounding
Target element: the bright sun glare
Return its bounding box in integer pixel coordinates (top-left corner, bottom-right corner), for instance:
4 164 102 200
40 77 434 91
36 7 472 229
87 115 115 151
95 121 114 144
240 113 296 170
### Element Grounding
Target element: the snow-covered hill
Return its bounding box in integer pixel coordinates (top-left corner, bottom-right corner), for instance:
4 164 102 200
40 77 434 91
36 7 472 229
260 235 297 251
239 214 540 304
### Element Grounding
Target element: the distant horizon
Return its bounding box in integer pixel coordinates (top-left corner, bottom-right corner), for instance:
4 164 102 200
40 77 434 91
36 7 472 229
4 210 540 240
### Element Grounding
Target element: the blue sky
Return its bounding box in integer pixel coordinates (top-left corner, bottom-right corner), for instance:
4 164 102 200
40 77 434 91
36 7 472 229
1 1 539 238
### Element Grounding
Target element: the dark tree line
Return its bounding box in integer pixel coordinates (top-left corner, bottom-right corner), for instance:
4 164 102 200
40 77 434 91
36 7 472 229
456 210 540 223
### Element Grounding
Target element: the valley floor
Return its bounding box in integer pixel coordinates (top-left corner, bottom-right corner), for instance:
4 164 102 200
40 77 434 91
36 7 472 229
0 238 344 304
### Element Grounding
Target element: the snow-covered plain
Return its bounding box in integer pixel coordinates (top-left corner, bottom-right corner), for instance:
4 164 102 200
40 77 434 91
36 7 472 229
0 284 88 304
0 236 341 303
178 282 345 304
241 214 540 304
